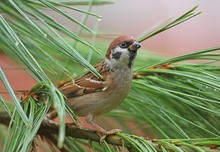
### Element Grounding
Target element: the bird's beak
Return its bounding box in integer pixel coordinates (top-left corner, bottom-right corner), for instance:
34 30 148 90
129 42 141 51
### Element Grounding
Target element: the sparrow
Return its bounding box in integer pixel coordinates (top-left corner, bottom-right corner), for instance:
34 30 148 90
58 36 141 134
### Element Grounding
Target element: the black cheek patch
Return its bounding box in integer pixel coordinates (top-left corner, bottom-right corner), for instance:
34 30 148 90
112 52 122 60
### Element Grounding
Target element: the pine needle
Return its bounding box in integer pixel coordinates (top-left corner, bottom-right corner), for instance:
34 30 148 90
0 68 29 125
137 5 201 43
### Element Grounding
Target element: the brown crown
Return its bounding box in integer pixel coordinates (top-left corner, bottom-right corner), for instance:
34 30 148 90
105 36 135 59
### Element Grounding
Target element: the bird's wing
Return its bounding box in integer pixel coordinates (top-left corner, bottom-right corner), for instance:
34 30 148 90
58 60 112 98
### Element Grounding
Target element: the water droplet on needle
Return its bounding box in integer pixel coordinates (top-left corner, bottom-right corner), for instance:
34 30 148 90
97 16 102 21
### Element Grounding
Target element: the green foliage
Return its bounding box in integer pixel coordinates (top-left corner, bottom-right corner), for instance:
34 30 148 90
0 0 102 78
128 62 220 138
3 93 51 152
0 68 29 124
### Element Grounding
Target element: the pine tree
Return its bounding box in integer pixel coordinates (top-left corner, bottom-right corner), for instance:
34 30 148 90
1 1 220 151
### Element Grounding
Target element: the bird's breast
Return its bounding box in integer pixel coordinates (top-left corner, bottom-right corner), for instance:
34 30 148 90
67 68 133 116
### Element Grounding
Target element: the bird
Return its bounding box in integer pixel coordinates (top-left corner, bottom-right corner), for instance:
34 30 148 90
58 36 141 135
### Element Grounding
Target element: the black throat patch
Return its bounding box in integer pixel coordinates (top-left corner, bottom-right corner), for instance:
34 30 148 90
128 51 137 68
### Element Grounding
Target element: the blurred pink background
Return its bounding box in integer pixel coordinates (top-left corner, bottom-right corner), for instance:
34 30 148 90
1 0 220 99
94 0 220 56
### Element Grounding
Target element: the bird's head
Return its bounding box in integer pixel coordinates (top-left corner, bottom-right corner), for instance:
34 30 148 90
105 36 141 69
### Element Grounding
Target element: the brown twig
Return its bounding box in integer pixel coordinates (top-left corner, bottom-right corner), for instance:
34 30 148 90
0 111 133 150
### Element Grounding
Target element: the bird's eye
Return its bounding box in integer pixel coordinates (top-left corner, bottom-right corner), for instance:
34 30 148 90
119 42 128 48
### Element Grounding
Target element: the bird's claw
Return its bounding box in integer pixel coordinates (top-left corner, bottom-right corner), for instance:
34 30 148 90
98 129 122 145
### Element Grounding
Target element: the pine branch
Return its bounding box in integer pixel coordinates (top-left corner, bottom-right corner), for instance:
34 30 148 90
0 111 218 152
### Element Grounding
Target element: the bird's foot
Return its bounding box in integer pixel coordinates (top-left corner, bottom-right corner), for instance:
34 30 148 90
105 128 122 135
98 129 122 145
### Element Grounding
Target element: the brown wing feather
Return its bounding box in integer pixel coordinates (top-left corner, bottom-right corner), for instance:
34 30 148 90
58 60 112 98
